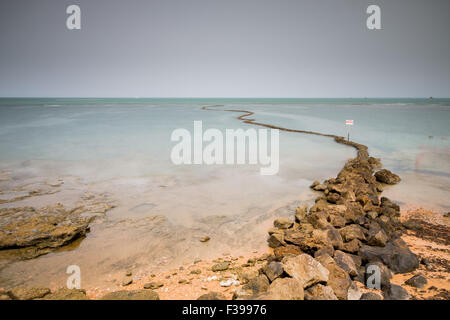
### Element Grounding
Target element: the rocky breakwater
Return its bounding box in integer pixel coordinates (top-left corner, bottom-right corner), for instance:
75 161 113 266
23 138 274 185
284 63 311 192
235 139 419 300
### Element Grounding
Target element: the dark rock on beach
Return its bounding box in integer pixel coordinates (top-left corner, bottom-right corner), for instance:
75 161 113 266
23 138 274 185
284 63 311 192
382 284 411 300
404 274 427 289
375 169 401 185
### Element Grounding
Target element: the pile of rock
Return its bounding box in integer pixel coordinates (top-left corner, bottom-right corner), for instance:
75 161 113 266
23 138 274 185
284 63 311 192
236 141 417 300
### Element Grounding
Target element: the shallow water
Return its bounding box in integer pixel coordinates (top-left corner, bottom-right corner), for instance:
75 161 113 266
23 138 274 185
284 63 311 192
0 98 449 290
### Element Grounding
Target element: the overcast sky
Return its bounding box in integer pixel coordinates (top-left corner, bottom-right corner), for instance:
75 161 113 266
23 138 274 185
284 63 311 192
0 0 449 98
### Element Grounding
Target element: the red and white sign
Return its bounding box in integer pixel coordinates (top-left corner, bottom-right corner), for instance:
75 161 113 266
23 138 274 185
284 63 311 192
345 120 354 125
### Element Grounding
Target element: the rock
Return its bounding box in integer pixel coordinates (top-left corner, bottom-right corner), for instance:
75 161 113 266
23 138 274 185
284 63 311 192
274 218 293 229
347 281 362 300
404 274 427 289
334 250 358 277
360 292 383 300
359 239 419 273
444 212 450 218
41 288 89 300
261 278 304 300
375 169 401 185
267 233 285 248
143 282 164 290
220 279 240 287
197 292 226 300
236 269 259 284
178 279 188 284
0 204 96 259
122 277 133 286
200 236 210 242
190 269 202 275
339 225 367 242
267 227 283 235
295 206 308 222
313 184 327 192
304 284 338 300
341 239 362 254
310 180 320 188
327 193 340 204
0 292 11 300
8 286 51 300
273 244 303 261
282 254 329 288
367 211 378 219
233 275 269 299
315 254 352 300
314 246 335 258
368 229 388 247
212 261 230 272
382 284 410 300
262 261 284 282
329 215 346 228
101 290 159 300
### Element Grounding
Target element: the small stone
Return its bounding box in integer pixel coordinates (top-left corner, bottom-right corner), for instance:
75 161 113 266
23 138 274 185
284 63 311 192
122 277 133 286
212 261 230 272
220 279 240 287
125 270 132 277
143 282 164 290
194 259 202 264
178 279 188 284
404 274 427 289
190 269 202 275
200 236 210 242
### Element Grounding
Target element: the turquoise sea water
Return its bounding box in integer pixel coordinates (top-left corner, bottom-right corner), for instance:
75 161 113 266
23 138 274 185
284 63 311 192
0 98 449 289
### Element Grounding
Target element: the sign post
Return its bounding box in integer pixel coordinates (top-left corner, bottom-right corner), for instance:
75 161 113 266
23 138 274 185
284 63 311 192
345 120 354 141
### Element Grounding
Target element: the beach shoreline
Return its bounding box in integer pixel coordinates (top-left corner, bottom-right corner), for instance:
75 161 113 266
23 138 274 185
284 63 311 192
0 105 449 300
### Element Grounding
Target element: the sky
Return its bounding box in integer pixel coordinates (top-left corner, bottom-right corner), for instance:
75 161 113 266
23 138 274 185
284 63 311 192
0 0 449 98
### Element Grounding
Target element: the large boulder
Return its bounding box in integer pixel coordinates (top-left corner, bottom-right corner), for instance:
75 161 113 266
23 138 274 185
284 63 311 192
315 254 353 300
282 254 329 288
375 169 401 185
333 250 358 277
359 238 419 273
